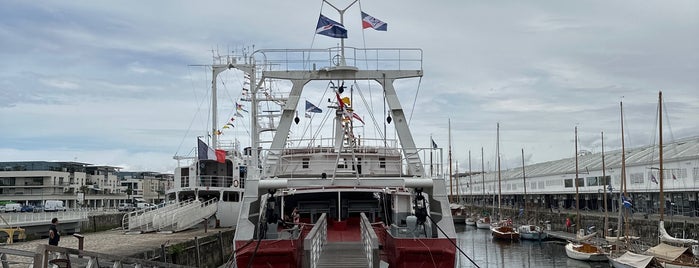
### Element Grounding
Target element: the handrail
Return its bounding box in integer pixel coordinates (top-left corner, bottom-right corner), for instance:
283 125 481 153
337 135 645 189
32 244 193 268
303 213 327 268
2 211 88 227
360 213 380 268
166 198 218 232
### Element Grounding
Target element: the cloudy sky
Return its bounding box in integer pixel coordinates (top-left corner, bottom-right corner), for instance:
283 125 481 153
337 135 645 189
1 1 697 174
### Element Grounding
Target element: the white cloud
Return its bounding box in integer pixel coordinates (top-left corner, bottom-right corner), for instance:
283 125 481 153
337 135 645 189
1 0 697 174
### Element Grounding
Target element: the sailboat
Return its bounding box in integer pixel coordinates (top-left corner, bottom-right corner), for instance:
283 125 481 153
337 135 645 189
642 91 699 268
517 148 548 240
490 123 520 240
448 119 467 224
609 102 658 268
565 126 608 261
476 147 492 229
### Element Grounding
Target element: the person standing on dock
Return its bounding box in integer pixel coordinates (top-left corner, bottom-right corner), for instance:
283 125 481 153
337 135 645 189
48 217 60 246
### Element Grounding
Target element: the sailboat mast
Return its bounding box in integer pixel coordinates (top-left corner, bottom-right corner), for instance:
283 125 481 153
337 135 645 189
469 150 472 199
497 123 502 216
449 119 453 203
620 102 630 240
575 126 580 232
481 147 485 210
522 148 526 220
659 91 664 221
602 131 608 238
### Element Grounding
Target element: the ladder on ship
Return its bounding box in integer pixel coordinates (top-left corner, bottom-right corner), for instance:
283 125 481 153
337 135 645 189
122 199 218 233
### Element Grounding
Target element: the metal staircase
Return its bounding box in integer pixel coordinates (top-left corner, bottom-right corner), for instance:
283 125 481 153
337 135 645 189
156 199 218 233
122 199 218 233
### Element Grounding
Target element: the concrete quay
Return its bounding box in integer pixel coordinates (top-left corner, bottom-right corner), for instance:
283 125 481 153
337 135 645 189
2 227 234 266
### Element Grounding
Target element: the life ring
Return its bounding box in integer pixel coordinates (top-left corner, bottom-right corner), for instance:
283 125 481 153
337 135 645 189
233 180 239 187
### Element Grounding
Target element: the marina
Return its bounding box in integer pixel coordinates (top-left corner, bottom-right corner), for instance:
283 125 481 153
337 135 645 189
1 1 698 268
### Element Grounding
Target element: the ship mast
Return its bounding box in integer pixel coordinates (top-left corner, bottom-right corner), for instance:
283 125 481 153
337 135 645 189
322 0 358 66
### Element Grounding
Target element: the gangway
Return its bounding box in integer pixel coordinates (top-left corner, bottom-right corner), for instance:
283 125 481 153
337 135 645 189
156 199 218 233
122 200 192 233
309 213 379 268
122 199 218 233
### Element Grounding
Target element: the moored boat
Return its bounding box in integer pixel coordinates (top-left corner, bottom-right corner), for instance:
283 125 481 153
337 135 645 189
230 4 457 266
565 242 609 262
476 216 491 229
491 221 519 241
610 251 661 268
517 224 547 241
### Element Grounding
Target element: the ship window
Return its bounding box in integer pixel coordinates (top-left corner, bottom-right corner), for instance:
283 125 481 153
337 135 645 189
379 158 386 168
223 191 240 202
576 178 584 187
564 179 573 188
302 158 310 169
586 177 598 186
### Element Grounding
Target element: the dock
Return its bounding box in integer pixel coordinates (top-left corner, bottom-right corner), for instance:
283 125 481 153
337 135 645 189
1 227 233 266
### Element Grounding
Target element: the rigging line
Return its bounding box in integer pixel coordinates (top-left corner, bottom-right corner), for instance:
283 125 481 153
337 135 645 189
426 214 481 268
357 0 375 115
305 0 323 69
353 81 386 139
407 76 423 126
296 82 331 147
175 65 210 156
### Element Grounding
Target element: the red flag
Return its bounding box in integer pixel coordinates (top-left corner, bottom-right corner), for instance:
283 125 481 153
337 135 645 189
215 149 227 163
352 113 365 124
335 91 345 110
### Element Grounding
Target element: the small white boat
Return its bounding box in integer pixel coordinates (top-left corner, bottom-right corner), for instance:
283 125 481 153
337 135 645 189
476 217 491 229
565 242 608 262
517 224 547 240
464 217 476 226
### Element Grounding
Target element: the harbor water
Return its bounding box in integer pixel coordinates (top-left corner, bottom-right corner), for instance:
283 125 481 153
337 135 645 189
456 224 609 268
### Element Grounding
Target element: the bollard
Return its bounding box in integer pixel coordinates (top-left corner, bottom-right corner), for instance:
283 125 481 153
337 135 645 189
73 233 84 258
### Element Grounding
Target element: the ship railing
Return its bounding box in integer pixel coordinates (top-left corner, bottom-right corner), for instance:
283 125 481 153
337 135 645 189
29 244 192 268
285 137 399 149
196 175 241 188
262 146 446 178
303 213 327 268
152 199 200 231
166 198 218 232
254 47 423 72
360 213 380 268
123 201 183 233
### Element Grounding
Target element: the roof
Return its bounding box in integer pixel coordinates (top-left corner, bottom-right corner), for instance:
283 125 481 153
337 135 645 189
473 136 699 181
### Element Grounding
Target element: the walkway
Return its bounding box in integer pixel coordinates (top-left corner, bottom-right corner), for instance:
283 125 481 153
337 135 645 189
2 227 233 264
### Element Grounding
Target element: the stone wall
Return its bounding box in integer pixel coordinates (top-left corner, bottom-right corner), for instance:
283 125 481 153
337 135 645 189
80 213 125 233
132 230 235 268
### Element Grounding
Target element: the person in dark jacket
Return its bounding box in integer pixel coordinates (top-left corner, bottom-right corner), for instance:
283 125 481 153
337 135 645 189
48 218 60 246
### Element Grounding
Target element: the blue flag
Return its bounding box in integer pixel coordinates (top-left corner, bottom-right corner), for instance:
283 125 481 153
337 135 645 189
316 14 347 38
622 195 632 208
305 100 323 113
